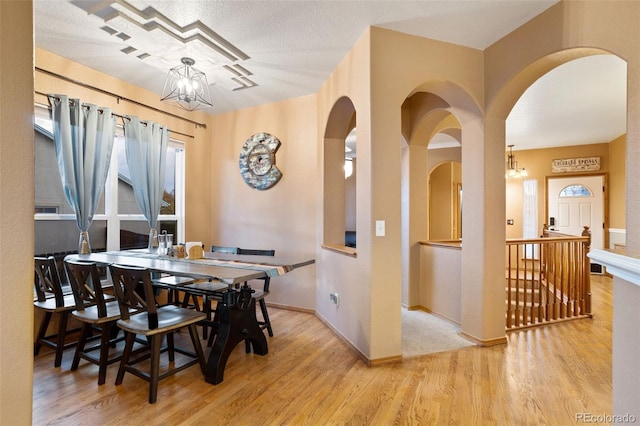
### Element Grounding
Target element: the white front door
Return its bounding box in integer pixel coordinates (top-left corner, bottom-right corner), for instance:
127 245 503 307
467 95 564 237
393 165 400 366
547 175 604 250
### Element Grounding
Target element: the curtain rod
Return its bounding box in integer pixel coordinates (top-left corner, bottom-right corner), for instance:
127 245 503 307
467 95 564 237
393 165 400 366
35 66 207 130
35 91 194 140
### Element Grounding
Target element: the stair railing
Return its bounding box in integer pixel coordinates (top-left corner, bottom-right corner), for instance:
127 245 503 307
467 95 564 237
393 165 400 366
505 226 591 330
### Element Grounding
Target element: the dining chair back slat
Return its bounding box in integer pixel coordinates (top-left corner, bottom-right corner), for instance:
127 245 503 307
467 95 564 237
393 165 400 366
237 248 275 256
108 264 152 323
65 259 109 317
33 256 80 367
211 245 239 254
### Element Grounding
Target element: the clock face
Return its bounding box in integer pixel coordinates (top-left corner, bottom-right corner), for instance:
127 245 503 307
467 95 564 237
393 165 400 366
247 144 273 176
239 133 282 190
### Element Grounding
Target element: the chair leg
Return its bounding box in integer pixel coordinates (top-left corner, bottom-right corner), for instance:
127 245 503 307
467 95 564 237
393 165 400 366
167 333 175 363
167 289 177 305
116 331 136 386
149 335 162 404
34 311 52 356
187 324 207 374
202 297 210 340
259 299 273 337
54 311 70 367
71 323 92 371
97 322 113 385
181 292 201 310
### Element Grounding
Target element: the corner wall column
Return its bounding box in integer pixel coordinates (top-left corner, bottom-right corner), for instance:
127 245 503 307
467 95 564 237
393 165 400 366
460 116 507 344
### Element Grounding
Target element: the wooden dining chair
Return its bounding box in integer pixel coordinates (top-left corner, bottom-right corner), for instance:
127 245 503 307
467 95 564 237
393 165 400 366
109 264 206 404
33 256 80 367
237 248 275 352
64 259 123 385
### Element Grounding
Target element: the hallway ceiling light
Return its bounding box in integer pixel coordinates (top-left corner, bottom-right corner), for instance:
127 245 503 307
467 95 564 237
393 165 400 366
506 144 528 178
161 57 213 111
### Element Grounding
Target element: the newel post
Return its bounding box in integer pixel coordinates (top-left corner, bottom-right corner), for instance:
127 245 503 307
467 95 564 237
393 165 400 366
582 226 592 316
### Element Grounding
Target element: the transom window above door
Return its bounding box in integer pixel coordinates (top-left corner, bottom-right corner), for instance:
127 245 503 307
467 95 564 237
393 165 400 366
559 184 592 198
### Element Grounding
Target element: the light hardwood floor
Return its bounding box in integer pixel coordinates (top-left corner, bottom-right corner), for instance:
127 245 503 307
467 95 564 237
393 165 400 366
33 275 612 425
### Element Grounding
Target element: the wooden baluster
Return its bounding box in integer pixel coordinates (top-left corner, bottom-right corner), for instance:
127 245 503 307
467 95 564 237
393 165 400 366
553 241 560 320
561 241 567 319
572 240 577 315
524 244 536 324
515 243 521 327
537 241 543 323
506 244 512 329
582 226 592 316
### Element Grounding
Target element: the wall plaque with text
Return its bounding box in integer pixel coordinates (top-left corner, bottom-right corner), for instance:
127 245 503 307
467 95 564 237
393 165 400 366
551 157 600 173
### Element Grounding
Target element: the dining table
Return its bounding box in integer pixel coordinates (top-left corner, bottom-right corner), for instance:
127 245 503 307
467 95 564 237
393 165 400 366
64 249 315 385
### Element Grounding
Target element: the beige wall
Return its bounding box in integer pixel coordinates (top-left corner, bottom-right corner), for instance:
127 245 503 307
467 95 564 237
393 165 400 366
316 30 376 358
420 244 462 323
609 135 626 229
0 1 35 424
313 26 489 359
429 163 452 240
209 96 318 310
429 161 462 240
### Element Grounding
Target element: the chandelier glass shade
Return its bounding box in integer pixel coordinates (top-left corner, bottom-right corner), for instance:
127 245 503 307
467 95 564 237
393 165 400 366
505 144 528 178
161 57 213 111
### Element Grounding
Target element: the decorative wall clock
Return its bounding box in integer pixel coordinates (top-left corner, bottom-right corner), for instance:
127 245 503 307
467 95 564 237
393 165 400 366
239 132 283 190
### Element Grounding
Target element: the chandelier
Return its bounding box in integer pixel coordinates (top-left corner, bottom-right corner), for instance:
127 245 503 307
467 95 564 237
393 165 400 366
160 57 213 111
505 144 528 178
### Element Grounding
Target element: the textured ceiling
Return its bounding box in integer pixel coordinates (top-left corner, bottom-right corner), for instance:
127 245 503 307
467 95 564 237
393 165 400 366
34 0 627 150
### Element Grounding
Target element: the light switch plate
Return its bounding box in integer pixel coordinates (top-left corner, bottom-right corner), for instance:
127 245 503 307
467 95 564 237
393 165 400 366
375 220 385 236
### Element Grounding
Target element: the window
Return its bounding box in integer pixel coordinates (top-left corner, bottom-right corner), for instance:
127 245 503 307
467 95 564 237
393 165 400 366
34 104 185 256
522 179 538 258
559 184 592 197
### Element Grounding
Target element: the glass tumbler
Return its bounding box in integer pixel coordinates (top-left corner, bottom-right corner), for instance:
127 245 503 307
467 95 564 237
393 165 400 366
158 233 167 255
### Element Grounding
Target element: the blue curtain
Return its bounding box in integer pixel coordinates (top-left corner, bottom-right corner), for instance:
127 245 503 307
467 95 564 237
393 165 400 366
48 95 116 254
123 116 169 251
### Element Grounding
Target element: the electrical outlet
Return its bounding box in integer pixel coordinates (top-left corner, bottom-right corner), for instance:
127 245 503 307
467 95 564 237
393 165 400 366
330 292 339 306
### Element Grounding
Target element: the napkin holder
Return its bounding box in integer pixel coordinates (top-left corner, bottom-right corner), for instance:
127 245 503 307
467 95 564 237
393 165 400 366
185 242 204 259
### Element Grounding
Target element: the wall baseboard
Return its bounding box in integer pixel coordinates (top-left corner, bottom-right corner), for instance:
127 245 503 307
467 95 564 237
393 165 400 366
265 301 315 314
460 332 508 347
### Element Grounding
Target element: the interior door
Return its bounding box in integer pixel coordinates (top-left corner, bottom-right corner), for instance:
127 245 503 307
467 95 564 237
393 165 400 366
547 175 604 250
